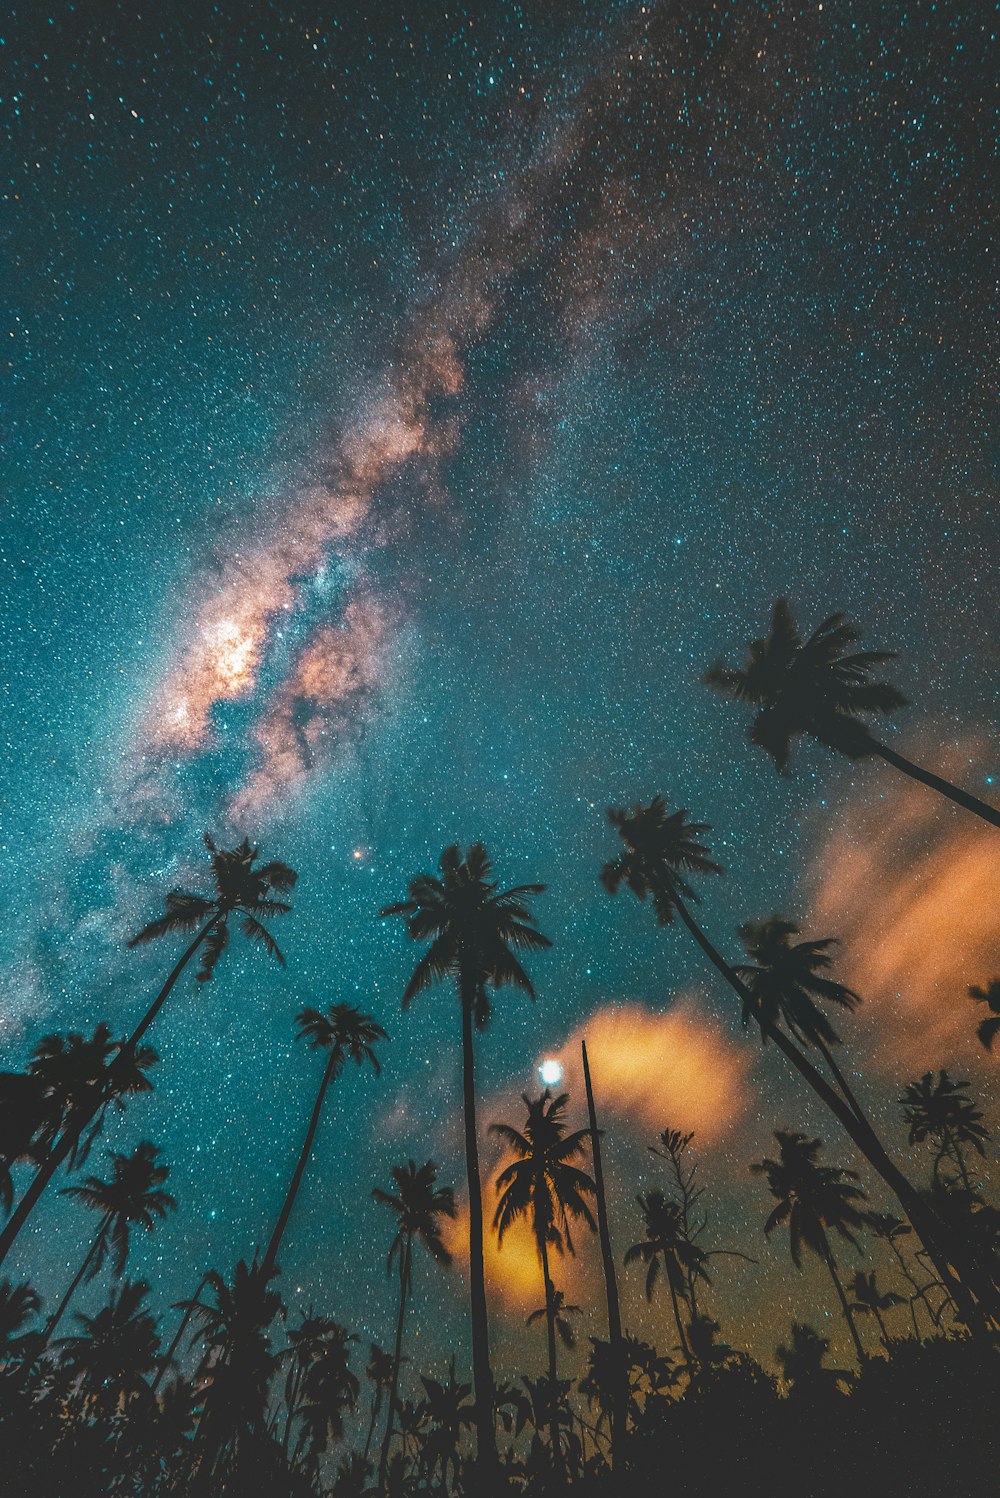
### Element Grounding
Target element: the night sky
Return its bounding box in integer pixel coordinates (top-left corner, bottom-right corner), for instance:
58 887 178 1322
1 0 998 1407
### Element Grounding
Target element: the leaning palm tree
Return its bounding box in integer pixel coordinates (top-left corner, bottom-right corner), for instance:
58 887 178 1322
848 1269 906 1349
969 978 1000 1052
704 598 1000 827
735 916 867 1122
42 1141 175 1350
373 1160 455 1494
600 794 993 1327
900 1070 990 1192
753 1131 868 1364
491 1089 596 1472
0 837 294 1270
624 1190 709 1365
381 843 550 1474
261 1003 385 1278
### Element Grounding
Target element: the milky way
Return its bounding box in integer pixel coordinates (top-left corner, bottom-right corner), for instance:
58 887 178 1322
2 0 997 1390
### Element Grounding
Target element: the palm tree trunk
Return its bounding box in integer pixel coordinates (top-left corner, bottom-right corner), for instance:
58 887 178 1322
0 916 219 1272
581 1039 625 1464
260 1049 337 1278
874 1306 889 1347
868 740 1000 829
539 1233 565 1480
42 1212 111 1350
152 1270 211 1393
364 1385 384 1463
459 976 498 1477
666 1274 692 1368
668 889 996 1330
378 1235 411 1495
821 1239 866 1365
813 1034 870 1128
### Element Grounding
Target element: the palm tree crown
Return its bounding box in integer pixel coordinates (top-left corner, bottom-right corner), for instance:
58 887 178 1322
295 1004 386 1076
61 1140 176 1278
969 978 1000 1052
373 1160 455 1280
735 916 861 1046
752 1131 867 1269
128 834 297 981
491 1091 596 1254
900 1070 990 1190
381 842 550 1026
703 597 905 772
600 796 723 926
624 1190 711 1305
58 1279 160 1401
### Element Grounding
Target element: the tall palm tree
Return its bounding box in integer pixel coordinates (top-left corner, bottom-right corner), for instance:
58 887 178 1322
848 1269 905 1348
969 978 1000 1052
42 1141 175 1349
900 1070 990 1192
491 1089 596 1471
600 794 994 1327
261 1003 385 1278
373 1159 455 1494
735 916 867 1122
0 838 294 1270
624 1190 709 1364
581 1037 625 1466
703 598 1000 827
381 843 550 1474
752 1131 868 1364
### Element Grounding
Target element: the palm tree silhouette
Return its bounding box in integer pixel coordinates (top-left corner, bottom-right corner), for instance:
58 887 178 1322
363 1344 394 1462
0 838 293 1270
491 1089 595 1472
580 1037 626 1465
419 1359 475 1490
753 1131 868 1363
381 842 550 1475
900 1070 990 1192
735 916 868 1122
373 1160 455 1494
0 1278 41 1362
261 1003 385 1279
624 1190 708 1364
37 1142 174 1356
776 1321 849 1396
848 1269 905 1348
865 1212 935 1337
704 598 1000 827
57 1278 160 1415
969 978 1000 1052
600 794 993 1328
283 1313 359 1482
527 1288 581 1350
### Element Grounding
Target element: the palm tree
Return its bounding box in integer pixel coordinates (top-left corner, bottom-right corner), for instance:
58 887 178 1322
848 1269 905 1348
580 1038 625 1464
624 1190 709 1364
704 598 1000 827
0 838 294 1270
600 794 993 1327
900 1070 990 1192
373 1159 455 1494
363 1344 394 1462
491 1089 595 1472
776 1322 849 1396
381 843 550 1474
283 1314 359 1482
865 1212 935 1337
735 916 867 1122
753 1131 868 1363
261 1003 385 1278
0 1278 41 1361
969 978 1000 1052
43 1141 175 1350
527 1288 581 1351
419 1359 476 1491
57 1278 160 1414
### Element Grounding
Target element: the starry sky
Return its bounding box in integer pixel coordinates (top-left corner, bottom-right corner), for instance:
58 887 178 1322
1 0 998 1404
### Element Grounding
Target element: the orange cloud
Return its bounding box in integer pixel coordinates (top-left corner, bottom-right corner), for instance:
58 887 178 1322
804 743 1000 1073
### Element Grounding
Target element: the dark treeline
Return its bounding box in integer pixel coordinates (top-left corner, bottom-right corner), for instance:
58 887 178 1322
0 600 997 1495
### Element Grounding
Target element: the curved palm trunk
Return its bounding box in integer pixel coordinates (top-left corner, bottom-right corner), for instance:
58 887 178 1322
152 1270 211 1393
538 1234 565 1481
459 979 498 1477
820 1237 866 1365
812 1035 870 1128
0 917 218 1272
582 1039 626 1465
868 740 1000 830
261 1048 337 1278
40 1211 111 1354
668 890 996 1329
364 1384 384 1463
378 1236 410 1495
666 1272 692 1368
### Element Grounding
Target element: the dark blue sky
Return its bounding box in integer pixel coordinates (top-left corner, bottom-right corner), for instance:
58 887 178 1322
1 0 997 1398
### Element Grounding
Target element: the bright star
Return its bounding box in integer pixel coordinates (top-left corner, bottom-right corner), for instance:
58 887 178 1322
538 1058 563 1086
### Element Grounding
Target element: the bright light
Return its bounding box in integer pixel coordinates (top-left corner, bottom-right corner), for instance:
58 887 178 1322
538 1058 563 1087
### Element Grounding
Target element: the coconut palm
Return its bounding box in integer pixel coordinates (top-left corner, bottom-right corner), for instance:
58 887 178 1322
0 839 293 1271
283 1314 359 1481
527 1288 581 1351
381 843 550 1474
900 1071 990 1192
969 978 1000 1052
491 1090 595 1469
600 794 993 1328
261 1003 385 1279
42 1141 175 1351
753 1131 868 1363
703 598 1000 827
57 1278 160 1414
735 916 867 1121
848 1270 906 1348
373 1160 455 1493
624 1190 709 1364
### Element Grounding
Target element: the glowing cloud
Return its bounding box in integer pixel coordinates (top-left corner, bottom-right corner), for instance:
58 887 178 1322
804 743 1000 1072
